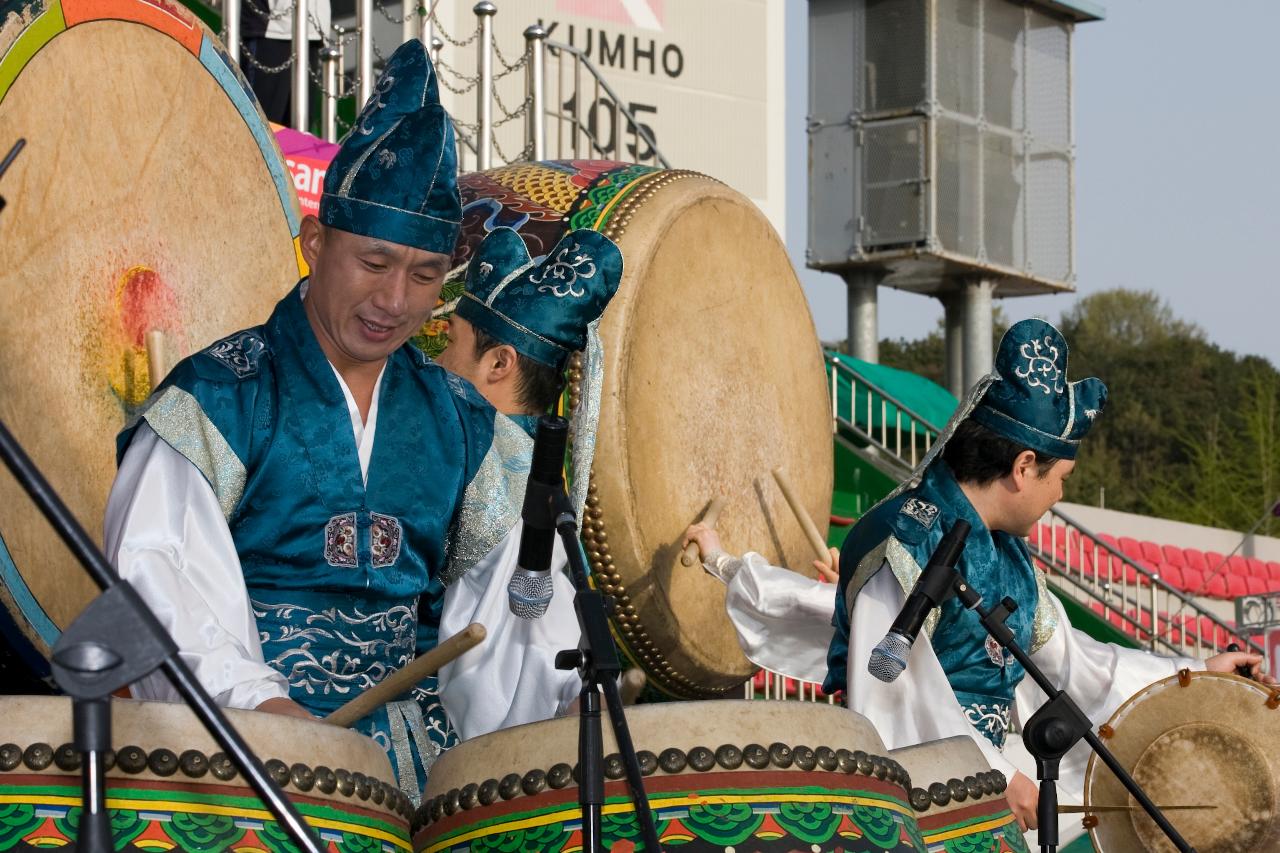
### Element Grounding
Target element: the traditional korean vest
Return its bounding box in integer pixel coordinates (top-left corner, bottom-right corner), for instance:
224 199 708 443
826 461 1058 748
119 283 496 797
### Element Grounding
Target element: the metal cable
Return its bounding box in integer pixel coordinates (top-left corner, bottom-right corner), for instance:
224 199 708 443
428 14 481 47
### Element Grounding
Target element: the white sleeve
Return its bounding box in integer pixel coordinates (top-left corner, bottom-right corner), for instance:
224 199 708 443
1014 594 1205 798
708 552 836 684
846 570 1022 783
104 425 290 709
437 520 581 741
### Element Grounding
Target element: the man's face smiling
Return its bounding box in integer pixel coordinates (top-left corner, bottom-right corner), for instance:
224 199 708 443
300 217 450 370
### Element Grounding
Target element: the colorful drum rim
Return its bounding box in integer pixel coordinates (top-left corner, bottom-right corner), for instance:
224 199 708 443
0 0 301 679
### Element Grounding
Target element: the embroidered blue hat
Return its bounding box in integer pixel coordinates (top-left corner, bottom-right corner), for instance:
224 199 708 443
318 41 461 255
970 319 1108 460
454 226 623 368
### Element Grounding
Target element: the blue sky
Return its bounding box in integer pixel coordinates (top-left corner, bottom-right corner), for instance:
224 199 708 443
785 0 1280 366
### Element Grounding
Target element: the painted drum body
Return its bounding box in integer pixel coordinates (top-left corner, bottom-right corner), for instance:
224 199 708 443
891 735 1030 853
413 701 928 852
450 162 834 698
0 696 412 851
1084 670 1280 853
0 0 301 676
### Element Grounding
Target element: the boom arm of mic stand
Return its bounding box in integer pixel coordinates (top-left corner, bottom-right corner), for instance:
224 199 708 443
951 579 1196 853
0 419 325 853
553 499 663 853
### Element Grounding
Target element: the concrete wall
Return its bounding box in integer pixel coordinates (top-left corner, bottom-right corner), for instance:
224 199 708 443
1054 501 1280 563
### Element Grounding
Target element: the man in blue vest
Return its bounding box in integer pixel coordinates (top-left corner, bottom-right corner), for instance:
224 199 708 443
104 42 512 798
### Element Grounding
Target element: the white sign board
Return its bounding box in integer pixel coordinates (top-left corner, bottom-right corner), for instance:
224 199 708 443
434 0 788 233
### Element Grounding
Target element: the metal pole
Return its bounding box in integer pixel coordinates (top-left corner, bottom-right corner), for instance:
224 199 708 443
357 0 374 106
224 0 240 65
402 0 417 47
941 291 964 398
475 1 496 169
960 278 995 391
320 45 340 142
423 5 434 49
430 34 442 65
843 269 880 363
524 24 547 162
291 0 309 132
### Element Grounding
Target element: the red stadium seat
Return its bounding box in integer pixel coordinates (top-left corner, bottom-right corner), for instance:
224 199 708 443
1184 548 1209 572
1228 556 1251 577
1246 558 1270 579
1246 576 1270 595
1268 577 1280 593
1268 562 1280 582
1204 574 1230 598
1140 541 1163 564
1179 568 1205 593
1226 574 1249 598
1205 552 1229 575
1118 537 1144 561
1157 564 1185 589
1162 545 1187 568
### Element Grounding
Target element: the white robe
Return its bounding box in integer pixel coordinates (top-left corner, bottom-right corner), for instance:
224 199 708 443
104 364 579 738
710 551 1204 797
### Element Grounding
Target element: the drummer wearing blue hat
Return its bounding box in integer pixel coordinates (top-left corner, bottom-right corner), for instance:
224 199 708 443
823 319 1269 832
105 42 528 799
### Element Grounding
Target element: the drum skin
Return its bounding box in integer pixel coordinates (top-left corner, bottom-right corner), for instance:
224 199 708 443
0 696 412 850
413 701 1025 853
1084 670 1280 853
0 0 300 674
452 162 834 699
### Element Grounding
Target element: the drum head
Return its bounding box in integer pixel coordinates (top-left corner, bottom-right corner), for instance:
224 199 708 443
453 162 833 698
0 0 300 674
1084 671 1280 852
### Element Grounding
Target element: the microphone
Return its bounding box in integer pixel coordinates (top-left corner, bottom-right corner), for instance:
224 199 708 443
867 519 971 683
508 415 569 619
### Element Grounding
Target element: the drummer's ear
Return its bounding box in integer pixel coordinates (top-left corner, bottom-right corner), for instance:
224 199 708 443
299 215 324 272
487 344 518 382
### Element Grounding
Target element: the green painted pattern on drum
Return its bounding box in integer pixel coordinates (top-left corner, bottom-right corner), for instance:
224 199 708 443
0 804 42 850
775 800 843 844
52 807 148 850
853 802 913 849
680 801 764 846
0 0 66 103
564 163 662 233
0 778 410 851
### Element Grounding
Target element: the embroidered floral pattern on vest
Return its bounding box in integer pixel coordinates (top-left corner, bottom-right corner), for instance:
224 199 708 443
371 513 402 567
324 512 358 567
964 701 1012 749
206 330 267 378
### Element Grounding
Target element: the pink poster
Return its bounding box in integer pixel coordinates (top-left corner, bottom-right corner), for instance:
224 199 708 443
273 125 340 218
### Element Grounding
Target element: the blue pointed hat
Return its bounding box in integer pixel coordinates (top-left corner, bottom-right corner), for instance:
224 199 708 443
970 319 1108 459
455 227 624 368
318 41 461 254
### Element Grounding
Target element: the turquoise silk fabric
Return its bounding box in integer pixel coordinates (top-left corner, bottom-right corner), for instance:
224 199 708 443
825 461 1051 749
119 283 496 798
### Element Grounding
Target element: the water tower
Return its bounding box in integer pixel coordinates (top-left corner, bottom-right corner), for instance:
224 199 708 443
807 0 1103 396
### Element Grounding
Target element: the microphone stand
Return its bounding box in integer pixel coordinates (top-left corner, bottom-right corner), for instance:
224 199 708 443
548 494 662 853
0 138 324 853
947 580 1196 853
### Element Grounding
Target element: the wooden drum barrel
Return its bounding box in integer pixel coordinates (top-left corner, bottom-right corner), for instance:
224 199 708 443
0 696 411 850
451 162 834 698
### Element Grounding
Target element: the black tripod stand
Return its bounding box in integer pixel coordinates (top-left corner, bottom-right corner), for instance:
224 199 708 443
524 417 661 852
0 136 324 853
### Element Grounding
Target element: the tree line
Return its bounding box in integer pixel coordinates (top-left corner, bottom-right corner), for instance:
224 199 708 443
866 289 1280 536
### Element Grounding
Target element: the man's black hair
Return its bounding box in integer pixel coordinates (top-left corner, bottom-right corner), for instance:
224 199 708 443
472 327 565 414
941 418 1059 486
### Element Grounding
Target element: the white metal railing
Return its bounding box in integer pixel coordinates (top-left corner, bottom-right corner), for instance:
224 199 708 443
827 352 940 472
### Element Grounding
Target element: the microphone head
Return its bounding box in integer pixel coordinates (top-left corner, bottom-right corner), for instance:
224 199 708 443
867 631 912 683
508 566 553 619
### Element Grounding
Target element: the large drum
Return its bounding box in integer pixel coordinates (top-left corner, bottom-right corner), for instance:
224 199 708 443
1084 670 1280 853
412 701 1023 853
0 0 301 676
450 162 834 698
891 736 1030 853
0 696 411 850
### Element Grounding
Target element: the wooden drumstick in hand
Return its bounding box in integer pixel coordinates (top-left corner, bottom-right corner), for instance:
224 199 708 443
324 623 486 728
145 329 169 390
681 497 727 566
771 467 831 564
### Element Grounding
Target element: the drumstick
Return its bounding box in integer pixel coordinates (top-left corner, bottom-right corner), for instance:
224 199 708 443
324 623 486 728
771 467 831 564
681 497 727 566
145 329 169 388
1059 805 1215 814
